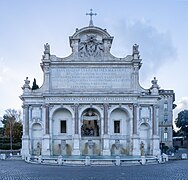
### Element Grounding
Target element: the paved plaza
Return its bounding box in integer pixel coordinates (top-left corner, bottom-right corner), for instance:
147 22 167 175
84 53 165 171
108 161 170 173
0 160 188 180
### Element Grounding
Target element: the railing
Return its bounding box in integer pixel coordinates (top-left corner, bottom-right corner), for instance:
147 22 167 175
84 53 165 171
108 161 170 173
24 155 163 166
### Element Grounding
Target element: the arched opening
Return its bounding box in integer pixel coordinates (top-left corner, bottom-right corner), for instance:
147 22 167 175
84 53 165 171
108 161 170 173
109 108 131 155
80 108 101 156
52 108 73 156
52 108 72 135
109 108 130 136
81 108 100 137
31 123 42 155
140 123 151 155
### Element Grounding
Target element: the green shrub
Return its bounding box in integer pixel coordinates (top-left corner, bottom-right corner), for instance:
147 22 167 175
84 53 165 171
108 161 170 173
0 144 11 150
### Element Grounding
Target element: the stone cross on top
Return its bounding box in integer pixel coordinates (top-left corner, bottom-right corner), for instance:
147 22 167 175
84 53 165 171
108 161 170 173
86 9 97 26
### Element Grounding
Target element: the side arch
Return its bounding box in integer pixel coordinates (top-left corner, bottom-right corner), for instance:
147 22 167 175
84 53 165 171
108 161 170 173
109 107 131 136
50 105 74 118
108 105 132 119
139 123 151 155
31 123 42 155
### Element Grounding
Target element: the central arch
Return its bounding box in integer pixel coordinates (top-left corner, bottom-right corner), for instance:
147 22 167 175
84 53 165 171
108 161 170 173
81 108 100 137
80 108 101 156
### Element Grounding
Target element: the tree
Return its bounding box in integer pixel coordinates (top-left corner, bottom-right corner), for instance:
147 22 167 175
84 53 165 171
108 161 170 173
175 110 188 137
2 109 22 150
0 127 4 137
32 78 39 90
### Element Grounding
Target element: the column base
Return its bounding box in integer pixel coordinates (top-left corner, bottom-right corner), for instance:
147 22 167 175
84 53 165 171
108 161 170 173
102 134 111 156
72 135 80 156
132 134 140 156
21 135 30 159
42 135 51 156
102 149 111 156
152 135 161 156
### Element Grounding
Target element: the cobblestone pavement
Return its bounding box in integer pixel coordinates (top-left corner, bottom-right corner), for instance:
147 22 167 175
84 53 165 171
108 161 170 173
0 160 188 180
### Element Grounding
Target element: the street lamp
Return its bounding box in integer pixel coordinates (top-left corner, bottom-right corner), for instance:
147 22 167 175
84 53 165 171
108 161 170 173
9 119 15 153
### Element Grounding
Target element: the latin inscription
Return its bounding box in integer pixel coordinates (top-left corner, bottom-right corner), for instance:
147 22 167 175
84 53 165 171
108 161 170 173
45 97 137 103
51 67 131 90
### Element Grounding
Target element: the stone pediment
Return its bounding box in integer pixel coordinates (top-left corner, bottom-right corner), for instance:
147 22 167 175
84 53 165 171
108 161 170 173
69 26 114 61
36 23 144 94
45 26 135 63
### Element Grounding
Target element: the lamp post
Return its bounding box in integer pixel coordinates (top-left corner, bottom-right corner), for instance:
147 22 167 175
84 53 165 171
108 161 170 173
9 119 14 153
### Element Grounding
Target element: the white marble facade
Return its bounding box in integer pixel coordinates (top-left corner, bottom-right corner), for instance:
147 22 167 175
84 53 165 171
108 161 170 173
20 19 175 158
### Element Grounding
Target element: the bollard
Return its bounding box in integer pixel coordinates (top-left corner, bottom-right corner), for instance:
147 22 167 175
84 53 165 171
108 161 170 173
0 154 6 160
38 155 42 163
85 156 90 166
25 155 31 162
181 153 187 159
58 156 63 165
157 155 162 163
115 156 121 166
162 153 168 162
141 156 146 165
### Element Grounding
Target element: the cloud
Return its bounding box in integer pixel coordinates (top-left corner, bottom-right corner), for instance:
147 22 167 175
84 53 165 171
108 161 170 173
175 97 188 112
110 19 177 78
0 58 10 83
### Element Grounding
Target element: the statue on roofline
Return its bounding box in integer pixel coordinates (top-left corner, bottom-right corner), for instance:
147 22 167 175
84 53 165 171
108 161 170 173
44 43 50 54
32 78 39 90
22 77 30 90
133 44 139 54
132 44 140 59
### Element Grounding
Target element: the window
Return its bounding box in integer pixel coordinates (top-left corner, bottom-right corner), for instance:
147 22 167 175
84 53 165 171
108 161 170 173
164 103 168 111
114 121 120 133
60 120 66 133
164 115 168 122
164 132 168 141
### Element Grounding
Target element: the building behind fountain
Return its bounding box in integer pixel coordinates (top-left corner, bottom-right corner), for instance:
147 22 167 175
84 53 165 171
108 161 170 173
20 10 175 158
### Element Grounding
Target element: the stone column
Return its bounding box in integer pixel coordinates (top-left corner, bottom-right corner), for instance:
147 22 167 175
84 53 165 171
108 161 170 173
45 104 49 134
21 104 30 159
74 104 79 134
133 104 138 135
152 105 160 155
23 105 29 136
132 104 140 156
102 103 110 156
103 103 108 134
132 64 139 92
152 105 157 136
42 65 50 92
72 104 80 155
42 104 50 156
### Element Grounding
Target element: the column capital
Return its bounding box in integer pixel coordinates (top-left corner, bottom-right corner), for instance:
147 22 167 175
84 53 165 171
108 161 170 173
42 103 50 108
74 103 79 107
152 104 159 110
22 104 29 109
133 103 138 107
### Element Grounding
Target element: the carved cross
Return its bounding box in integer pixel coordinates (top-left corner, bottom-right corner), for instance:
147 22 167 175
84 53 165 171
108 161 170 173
86 9 97 26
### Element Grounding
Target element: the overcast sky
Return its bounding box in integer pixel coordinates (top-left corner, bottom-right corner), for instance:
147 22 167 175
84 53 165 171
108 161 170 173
0 0 188 122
